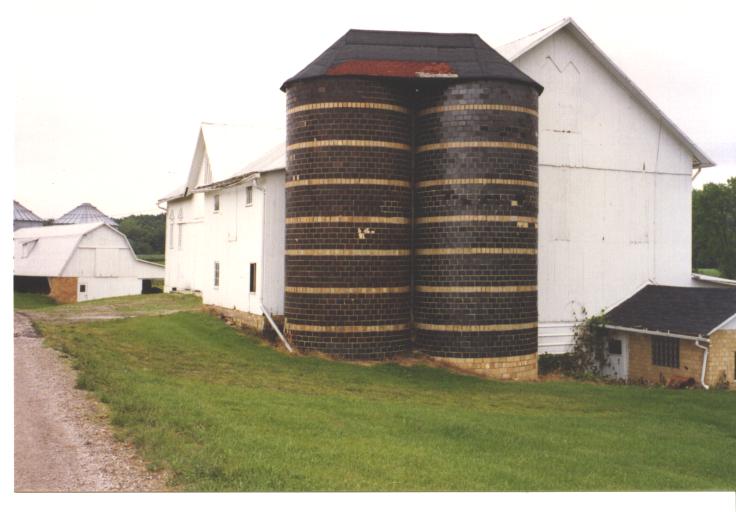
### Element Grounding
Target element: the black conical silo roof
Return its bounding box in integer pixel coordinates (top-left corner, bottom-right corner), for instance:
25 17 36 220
281 29 543 94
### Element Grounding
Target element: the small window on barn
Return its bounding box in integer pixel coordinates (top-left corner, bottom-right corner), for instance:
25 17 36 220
178 207 183 219
607 338 622 355
169 222 174 249
80 284 86 293
214 262 220 287
214 194 220 212
249 263 256 293
177 223 183 249
651 336 679 368
245 186 253 206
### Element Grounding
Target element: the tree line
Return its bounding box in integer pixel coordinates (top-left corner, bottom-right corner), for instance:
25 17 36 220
114 213 166 256
693 177 736 279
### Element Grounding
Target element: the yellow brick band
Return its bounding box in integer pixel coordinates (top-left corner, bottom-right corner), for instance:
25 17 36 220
417 103 538 117
286 249 410 257
285 178 411 189
286 286 410 294
288 323 410 333
287 140 411 152
415 322 538 332
286 216 410 225
415 285 537 293
415 178 538 189
415 215 537 225
415 247 537 256
416 141 538 153
287 102 409 115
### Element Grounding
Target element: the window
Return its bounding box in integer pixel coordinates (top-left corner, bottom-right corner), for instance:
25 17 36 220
249 263 256 293
607 338 622 355
214 262 220 287
80 284 86 293
651 336 679 368
178 207 183 219
214 194 220 212
169 223 174 249
177 223 183 249
245 186 253 206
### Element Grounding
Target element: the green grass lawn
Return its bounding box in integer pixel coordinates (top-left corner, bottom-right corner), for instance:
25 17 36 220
139 254 165 264
695 268 723 277
14 292 57 309
36 309 736 491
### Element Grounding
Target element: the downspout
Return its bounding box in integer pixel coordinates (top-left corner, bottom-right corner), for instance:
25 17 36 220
254 179 293 353
694 340 710 390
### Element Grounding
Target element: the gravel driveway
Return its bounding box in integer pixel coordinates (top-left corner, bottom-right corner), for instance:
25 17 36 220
14 312 165 492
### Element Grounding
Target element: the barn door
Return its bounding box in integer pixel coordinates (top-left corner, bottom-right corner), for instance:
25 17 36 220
603 335 629 380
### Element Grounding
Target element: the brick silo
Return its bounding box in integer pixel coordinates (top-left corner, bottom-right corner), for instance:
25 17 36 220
413 81 540 379
281 77 413 359
281 30 542 373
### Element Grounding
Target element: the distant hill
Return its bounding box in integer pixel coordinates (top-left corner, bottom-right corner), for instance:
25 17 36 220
114 213 165 256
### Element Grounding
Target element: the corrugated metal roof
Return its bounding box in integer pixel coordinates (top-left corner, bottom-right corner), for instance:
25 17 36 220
496 18 715 169
14 222 103 276
55 203 118 226
282 29 543 93
14 200 43 222
606 285 736 338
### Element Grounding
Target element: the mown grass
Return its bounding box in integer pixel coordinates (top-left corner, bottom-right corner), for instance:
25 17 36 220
38 310 736 491
14 292 57 310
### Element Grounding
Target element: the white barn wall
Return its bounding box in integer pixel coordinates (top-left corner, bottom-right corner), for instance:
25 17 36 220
165 194 206 292
261 171 285 315
77 277 142 302
513 28 694 353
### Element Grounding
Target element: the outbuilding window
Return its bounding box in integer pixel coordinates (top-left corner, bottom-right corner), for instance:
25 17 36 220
246 186 253 206
177 223 183 249
651 336 679 368
214 262 220 287
80 284 86 293
249 263 256 293
214 194 220 212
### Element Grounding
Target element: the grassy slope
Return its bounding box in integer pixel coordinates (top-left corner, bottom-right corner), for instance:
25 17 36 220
14 292 57 309
39 311 736 491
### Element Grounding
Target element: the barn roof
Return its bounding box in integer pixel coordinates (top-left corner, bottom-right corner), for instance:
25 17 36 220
282 29 543 93
14 200 43 222
194 143 286 193
605 285 736 339
14 222 163 277
55 202 118 226
14 223 105 277
496 17 715 169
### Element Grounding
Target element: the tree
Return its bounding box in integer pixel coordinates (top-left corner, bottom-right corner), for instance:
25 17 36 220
114 213 166 256
693 177 736 278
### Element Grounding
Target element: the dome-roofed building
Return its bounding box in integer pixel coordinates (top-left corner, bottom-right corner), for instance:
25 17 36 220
55 202 118 227
14 200 44 231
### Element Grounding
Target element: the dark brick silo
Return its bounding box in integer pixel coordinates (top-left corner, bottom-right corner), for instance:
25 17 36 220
281 30 542 376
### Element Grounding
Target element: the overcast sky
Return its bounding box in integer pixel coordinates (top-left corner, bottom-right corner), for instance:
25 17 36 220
12 0 736 219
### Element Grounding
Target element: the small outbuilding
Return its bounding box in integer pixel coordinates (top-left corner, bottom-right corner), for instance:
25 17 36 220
604 285 736 388
14 222 164 303
14 200 44 231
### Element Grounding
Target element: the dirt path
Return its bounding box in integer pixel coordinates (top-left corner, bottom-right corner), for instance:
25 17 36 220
14 312 165 492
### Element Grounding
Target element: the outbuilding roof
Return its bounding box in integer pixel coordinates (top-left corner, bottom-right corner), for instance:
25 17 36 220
282 29 543 93
55 202 118 226
605 285 736 339
496 17 714 169
14 200 43 222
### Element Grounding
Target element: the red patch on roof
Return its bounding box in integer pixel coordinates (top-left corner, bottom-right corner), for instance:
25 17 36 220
327 60 456 78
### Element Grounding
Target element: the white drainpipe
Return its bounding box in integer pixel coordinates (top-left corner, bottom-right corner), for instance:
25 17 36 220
694 340 710 390
254 179 293 354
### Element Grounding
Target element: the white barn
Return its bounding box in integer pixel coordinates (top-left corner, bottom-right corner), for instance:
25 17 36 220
161 19 716 351
14 222 165 303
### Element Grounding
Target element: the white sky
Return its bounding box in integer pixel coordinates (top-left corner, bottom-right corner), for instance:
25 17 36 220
12 0 736 219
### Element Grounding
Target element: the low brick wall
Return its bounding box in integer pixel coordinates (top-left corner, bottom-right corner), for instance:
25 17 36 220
706 329 736 387
627 332 703 385
432 353 538 380
203 305 265 333
48 277 78 304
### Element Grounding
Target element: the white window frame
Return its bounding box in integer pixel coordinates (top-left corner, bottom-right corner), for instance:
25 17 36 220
245 186 253 207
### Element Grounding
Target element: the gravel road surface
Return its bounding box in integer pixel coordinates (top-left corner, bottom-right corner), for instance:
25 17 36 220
14 312 165 492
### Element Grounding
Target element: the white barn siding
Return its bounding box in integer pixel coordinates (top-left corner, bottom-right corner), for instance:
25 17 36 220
164 194 206 292
513 29 694 353
77 277 142 302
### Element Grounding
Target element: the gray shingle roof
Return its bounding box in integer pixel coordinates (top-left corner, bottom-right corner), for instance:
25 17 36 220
281 29 543 93
55 203 118 226
14 200 43 222
606 285 736 338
